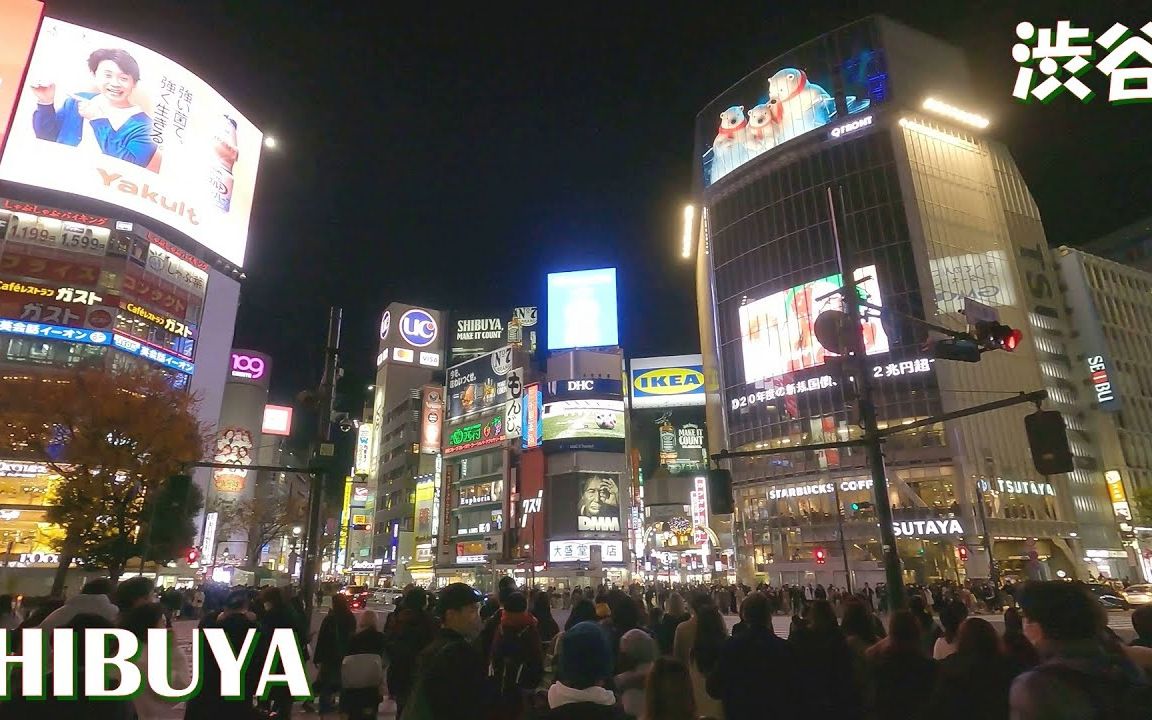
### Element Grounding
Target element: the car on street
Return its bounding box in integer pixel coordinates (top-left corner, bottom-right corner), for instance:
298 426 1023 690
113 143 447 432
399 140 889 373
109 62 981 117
1087 582 1130 609
1123 583 1152 607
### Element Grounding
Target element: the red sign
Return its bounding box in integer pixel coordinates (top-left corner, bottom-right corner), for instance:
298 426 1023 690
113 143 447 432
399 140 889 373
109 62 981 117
122 271 190 316
0 199 109 228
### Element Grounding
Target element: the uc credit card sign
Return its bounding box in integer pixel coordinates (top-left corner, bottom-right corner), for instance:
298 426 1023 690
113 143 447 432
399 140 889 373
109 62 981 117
630 355 705 409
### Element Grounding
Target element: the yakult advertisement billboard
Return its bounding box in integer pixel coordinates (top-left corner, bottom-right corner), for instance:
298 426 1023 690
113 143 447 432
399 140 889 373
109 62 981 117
0 19 263 267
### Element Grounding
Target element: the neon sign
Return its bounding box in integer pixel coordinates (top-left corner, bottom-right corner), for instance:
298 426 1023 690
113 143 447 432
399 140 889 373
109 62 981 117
444 415 504 456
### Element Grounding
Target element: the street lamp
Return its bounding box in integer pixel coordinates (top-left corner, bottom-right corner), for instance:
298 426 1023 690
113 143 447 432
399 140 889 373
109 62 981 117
264 135 278 150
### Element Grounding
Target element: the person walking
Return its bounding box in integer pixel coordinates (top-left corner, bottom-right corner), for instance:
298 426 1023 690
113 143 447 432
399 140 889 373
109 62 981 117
686 604 727 719
489 592 545 720
863 611 937 720
654 592 687 655
184 589 259 720
312 593 355 715
907 594 941 658
405 583 495 720
123 603 190 719
533 589 561 647
933 599 968 660
1010 580 1151 720
642 657 696 720
789 599 861 718
255 586 303 718
706 593 800 720
384 586 437 718
672 591 710 667
614 629 657 720
341 610 388 720
924 617 1019 720
38 577 118 631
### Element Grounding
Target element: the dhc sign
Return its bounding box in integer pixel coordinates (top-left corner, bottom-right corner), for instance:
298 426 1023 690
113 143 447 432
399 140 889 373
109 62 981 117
631 365 705 407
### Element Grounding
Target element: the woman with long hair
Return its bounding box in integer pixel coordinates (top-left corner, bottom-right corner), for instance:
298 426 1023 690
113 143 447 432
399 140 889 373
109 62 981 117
313 592 356 715
1001 606 1039 670
864 611 936 720
791 599 860 718
532 588 561 645
643 657 697 720
655 592 688 655
688 604 727 719
933 599 969 659
925 617 1019 720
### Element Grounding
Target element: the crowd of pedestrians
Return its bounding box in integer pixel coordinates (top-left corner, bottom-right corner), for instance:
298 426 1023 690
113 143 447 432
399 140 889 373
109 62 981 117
2 575 1151 719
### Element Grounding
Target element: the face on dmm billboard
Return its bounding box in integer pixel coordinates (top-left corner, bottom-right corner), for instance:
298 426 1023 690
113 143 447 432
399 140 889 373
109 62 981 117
0 18 262 267
0 1 43 150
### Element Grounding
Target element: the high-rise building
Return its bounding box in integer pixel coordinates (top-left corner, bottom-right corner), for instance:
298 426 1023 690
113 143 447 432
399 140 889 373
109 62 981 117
0 11 265 591
692 15 1123 585
1080 216 1152 274
1056 246 1152 580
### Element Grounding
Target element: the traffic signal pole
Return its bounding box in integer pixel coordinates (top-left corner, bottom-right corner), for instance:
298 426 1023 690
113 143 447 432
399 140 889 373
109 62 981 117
825 186 907 611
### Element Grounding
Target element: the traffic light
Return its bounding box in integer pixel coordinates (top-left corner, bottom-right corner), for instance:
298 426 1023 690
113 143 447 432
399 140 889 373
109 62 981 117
185 547 200 564
932 338 982 363
974 321 1023 352
1025 410 1074 475
813 547 827 564
957 545 969 562
849 502 861 512
707 469 735 515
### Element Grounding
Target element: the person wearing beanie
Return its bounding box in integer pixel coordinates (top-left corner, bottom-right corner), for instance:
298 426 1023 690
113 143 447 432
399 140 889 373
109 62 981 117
546 621 623 719
614 629 657 719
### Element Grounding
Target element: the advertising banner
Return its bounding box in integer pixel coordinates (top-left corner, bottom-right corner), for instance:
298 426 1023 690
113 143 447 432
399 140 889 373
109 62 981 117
541 398 626 453
522 382 543 449
414 481 435 544
211 426 253 495
548 472 624 536
261 404 292 437
1 18 263 267
0 1 43 150
378 303 444 369
546 268 619 350
738 264 889 383
691 476 709 546
354 422 373 474
697 27 883 187
444 414 504 456
630 354 705 409
450 312 507 363
447 346 515 422
549 539 623 564
419 385 443 453
504 367 523 439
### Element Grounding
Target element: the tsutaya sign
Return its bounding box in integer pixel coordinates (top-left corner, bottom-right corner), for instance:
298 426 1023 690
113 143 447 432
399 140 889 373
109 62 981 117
892 518 965 538
995 479 1055 497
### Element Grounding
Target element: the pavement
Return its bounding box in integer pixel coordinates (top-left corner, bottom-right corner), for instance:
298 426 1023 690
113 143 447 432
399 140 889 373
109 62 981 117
159 602 1140 718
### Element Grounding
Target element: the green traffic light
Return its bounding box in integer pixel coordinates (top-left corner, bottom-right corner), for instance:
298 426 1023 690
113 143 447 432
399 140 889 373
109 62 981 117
850 502 861 511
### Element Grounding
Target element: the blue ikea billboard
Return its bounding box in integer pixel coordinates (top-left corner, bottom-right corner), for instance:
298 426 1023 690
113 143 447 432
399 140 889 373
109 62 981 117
546 268 619 350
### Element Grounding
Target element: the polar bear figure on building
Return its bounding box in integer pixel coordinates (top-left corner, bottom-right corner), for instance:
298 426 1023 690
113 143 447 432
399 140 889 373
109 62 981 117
767 67 834 144
745 102 778 158
709 105 751 184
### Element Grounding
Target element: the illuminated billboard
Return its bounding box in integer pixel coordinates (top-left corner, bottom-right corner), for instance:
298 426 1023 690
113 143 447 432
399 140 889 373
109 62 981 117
541 398 626 453
697 27 884 188
738 265 889 383
547 268 619 350
444 414 504 456
0 1 44 149
0 18 263 267
548 472 625 536
630 354 705 409
377 303 444 369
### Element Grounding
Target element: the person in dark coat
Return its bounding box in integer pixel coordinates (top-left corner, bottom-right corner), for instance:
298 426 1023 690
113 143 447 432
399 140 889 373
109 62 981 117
924 617 1020 720
789 599 862 718
706 592 801 720
653 592 687 655
183 590 259 720
863 611 937 720
490 592 545 720
254 586 304 718
544 621 622 719
532 589 561 646
312 593 355 714
407 583 496 720
384 586 438 718
341 610 388 720
1002 606 1040 670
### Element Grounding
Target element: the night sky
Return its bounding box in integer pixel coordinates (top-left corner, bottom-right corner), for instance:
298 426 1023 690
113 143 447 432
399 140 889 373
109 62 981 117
42 1 1152 406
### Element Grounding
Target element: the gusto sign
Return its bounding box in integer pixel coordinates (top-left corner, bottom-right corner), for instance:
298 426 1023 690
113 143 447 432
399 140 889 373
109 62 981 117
230 353 267 381
400 309 438 347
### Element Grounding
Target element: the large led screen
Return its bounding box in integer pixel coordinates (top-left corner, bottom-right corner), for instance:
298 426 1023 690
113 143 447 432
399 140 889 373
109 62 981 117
0 19 263 267
0 1 44 149
738 265 889 383
542 398 625 452
547 268 619 350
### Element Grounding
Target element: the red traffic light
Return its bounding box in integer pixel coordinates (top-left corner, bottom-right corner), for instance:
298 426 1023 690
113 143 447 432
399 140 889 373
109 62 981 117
1004 328 1023 352
813 547 827 564
957 545 969 562
185 548 200 564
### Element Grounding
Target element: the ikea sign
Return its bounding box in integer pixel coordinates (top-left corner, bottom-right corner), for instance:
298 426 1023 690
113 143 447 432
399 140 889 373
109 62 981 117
630 355 706 408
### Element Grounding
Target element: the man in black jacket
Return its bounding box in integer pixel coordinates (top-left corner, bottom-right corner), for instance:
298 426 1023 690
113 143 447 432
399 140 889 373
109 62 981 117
706 593 801 720
409 582 495 720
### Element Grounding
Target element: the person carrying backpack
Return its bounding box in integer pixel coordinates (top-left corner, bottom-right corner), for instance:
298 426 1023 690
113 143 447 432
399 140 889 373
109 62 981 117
1010 580 1151 720
489 591 545 720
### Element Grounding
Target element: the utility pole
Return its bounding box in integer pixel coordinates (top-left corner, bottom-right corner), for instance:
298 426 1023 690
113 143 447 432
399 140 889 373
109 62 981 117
831 480 853 593
300 307 342 614
826 186 906 611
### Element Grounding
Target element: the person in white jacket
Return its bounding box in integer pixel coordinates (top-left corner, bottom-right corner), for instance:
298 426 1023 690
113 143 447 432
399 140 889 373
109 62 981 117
122 602 191 719
37 577 119 631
